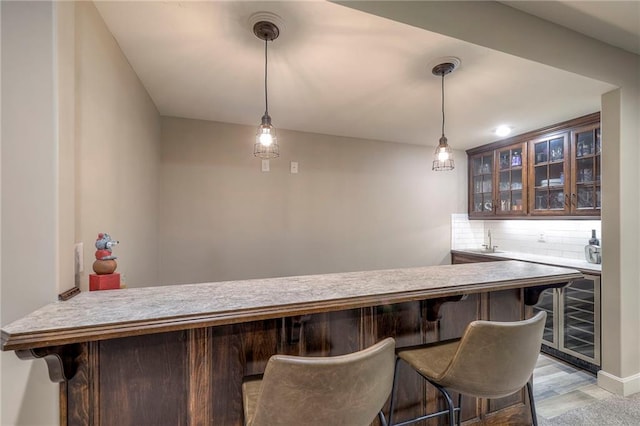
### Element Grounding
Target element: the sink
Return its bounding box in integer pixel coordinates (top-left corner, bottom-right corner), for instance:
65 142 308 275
465 248 504 254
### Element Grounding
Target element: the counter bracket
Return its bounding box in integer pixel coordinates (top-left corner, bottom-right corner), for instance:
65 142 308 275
15 343 81 383
524 282 571 306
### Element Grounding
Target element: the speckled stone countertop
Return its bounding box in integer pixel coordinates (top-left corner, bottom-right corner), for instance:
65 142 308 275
451 249 601 274
1 261 582 350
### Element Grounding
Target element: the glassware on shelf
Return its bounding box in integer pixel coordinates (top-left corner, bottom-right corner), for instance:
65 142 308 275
550 191 564 209
511 151 522 166
500 154 509 170
535 193 548 210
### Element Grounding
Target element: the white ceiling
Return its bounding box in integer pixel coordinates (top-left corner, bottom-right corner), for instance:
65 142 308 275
94 1 627 150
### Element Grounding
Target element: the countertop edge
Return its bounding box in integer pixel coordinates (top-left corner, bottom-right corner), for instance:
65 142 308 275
1 270 582 351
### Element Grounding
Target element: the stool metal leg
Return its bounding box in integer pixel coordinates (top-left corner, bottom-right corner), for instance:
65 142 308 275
457 393 462 426
526 381 538 426
430 381 456 426
389 358 460 426
388 357 402 426
378 410 388 426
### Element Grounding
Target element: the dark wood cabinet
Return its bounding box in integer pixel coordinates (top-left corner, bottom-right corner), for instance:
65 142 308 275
467 113 600 219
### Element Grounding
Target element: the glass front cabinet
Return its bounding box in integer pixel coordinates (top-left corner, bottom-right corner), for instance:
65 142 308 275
467 113 600 219
533 274 601 373
529 133 569 215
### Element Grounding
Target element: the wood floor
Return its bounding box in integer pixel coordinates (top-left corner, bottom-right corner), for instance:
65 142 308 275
533 354 612 421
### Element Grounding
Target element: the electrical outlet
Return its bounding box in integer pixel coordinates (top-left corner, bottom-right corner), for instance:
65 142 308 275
75 242 84 273
537 233 546 243
261 159 270 172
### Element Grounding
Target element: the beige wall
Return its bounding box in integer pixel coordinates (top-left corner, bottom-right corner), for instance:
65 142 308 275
1 2 59 424
75 2 161 289
2 2 162 424
159 117 467 285
339 0 640 396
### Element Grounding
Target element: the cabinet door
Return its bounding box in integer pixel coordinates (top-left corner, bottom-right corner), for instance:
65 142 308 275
560 275 601 365
570 124 601 215
496 143 527 215
529 133 570 215
469 152 495 217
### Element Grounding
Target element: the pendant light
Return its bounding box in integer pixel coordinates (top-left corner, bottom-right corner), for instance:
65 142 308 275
253 20 280 158
431 58 460 171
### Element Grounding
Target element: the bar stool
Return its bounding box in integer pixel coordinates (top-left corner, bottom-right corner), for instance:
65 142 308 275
388 311 546 426
242 337 396 426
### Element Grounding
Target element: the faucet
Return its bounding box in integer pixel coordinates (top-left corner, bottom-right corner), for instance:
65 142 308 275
482 230 497 252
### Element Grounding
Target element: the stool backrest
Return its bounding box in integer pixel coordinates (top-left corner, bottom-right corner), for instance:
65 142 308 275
438 311 546 399
248 337 395 426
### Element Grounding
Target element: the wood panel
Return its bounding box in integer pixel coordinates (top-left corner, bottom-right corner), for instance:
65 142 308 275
98 331 187 425
211 324 243 426
187 328 213 425
60 342 92 426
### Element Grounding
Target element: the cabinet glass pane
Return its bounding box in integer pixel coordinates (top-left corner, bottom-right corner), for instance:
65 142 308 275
576 158 595 183
576 131 595 157
571 127 601 214
549 138 564 162
549 189 565 210
532 136 567 213
471 152 494 215
563 279 596 359
577 186 595 208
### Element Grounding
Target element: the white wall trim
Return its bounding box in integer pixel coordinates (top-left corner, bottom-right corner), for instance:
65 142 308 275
598 369 640 396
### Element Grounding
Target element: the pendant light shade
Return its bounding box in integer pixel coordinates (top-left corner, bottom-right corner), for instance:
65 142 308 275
431 59 459 171
253 20 280 158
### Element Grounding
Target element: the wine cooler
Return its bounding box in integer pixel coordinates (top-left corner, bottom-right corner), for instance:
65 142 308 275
533 274 601 373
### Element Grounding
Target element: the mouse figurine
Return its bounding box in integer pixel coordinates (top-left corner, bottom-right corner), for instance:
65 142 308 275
93 233 119 275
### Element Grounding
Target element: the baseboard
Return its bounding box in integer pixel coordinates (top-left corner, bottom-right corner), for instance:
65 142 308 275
597 369 640 396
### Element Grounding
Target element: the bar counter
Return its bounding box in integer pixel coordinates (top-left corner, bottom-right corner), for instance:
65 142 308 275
1 261 582 425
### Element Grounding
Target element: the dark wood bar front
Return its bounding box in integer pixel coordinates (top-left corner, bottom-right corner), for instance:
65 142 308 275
1 261 582 425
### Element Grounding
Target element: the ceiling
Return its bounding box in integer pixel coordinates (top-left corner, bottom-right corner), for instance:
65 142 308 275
502 1 640 56
94 1 629 151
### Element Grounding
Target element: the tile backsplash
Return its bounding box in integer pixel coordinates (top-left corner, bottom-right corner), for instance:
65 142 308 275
451 214 601 260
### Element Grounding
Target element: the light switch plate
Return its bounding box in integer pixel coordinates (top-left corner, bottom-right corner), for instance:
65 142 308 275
290 161 298 174
261 159 270 172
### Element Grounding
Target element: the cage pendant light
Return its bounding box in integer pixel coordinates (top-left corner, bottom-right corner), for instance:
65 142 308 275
253 21 280 158
431 60 458 171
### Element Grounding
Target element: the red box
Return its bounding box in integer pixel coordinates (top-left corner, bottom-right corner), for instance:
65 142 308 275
89 273 121 291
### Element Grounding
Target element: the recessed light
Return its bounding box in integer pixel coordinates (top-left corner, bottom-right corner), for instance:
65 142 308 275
495 125 512 137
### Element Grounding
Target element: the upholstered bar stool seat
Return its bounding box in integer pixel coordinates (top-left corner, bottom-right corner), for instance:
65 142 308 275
389 311 546 426
242 337 396 426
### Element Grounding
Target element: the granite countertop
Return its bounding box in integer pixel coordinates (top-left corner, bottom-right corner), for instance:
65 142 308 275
1 261 582 351
451 249 601 274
